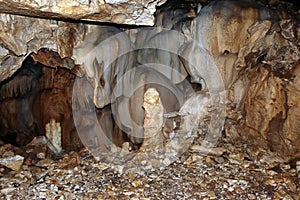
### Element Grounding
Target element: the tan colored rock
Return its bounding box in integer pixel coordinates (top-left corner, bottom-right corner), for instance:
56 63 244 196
0 14 86 81
0 0 166 26
190 145 226 157
228 65 300 163
46 119 62 153
283 64 300 157
177 0 299 115
0 188 16 195
186 0 300 164
0 155 24 171
0 0 166 81
187 0 279 88
140 88 164 151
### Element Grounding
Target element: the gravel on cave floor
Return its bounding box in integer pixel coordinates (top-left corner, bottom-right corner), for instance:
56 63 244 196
0 140 299 200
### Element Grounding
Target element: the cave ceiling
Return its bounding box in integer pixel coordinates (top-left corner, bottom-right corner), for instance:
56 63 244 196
0 0 167 25
0 0 299 81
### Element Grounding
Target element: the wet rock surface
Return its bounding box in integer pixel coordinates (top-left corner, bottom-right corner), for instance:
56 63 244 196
0 139 299 199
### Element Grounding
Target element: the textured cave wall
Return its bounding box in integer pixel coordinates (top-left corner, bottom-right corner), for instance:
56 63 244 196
0 0 166 25
0 15 86 81
0 0 167 81
0 0 299 164
219 1 300 163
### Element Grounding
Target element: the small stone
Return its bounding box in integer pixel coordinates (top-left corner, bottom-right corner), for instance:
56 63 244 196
184 154 203 165
0 144 12 156
228 186 234 192
35 158 54 168
205 156 212 163
207 191 216 199
248 194 257 199
131 180 142 187
228 153 246 165
58 151 80 169
0 155 24 171
1 187 16 195
227 179 238 186
112 13 126 24
37 152 46 159
213 157 225 164
2 150 15 158
190 145 226 157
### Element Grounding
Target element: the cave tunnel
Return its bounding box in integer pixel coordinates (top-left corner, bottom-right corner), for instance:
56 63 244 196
0 0 299 198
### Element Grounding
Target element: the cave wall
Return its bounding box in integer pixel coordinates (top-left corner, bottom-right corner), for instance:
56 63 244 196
0 56 136 151
0 0 299 164
0 0 166 26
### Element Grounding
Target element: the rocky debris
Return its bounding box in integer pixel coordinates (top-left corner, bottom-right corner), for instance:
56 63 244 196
0 139 299 199
190 145 226 157
0 155 24 171
26 136 56 159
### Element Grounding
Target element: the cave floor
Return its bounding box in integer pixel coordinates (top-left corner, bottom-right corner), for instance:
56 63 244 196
0 140 299 200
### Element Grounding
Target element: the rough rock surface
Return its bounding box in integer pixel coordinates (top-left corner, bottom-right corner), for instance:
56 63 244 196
0 137 299 199
0 155 24 171
0 0 299 168
0 0 166 26
187 0 300 163
0 14 86 81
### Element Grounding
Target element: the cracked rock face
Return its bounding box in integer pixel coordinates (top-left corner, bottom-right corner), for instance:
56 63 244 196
0 14 86 81
0 0 166 26
0 0 166 81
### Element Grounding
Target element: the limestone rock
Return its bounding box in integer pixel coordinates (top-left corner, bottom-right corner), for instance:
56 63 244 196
189 0 300 163
190 145 226 157
227 63 300 164
189 0 276 88
0 0 299 167
0 0 166 26
46 119 62 153
140 87 164 151
0 155 24 171
0 14 86 81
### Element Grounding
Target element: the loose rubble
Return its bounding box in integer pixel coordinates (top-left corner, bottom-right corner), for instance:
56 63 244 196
0 155 24 171
0 135 299 199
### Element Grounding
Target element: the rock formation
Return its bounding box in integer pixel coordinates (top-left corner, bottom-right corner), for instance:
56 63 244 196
0 0 166 25
0 0 299 166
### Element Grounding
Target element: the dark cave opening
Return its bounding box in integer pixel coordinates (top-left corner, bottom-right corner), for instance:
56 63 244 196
0 55 142 152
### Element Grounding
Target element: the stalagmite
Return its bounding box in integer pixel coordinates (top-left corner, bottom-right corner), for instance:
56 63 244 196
45 119 62 153
140 88 164 151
